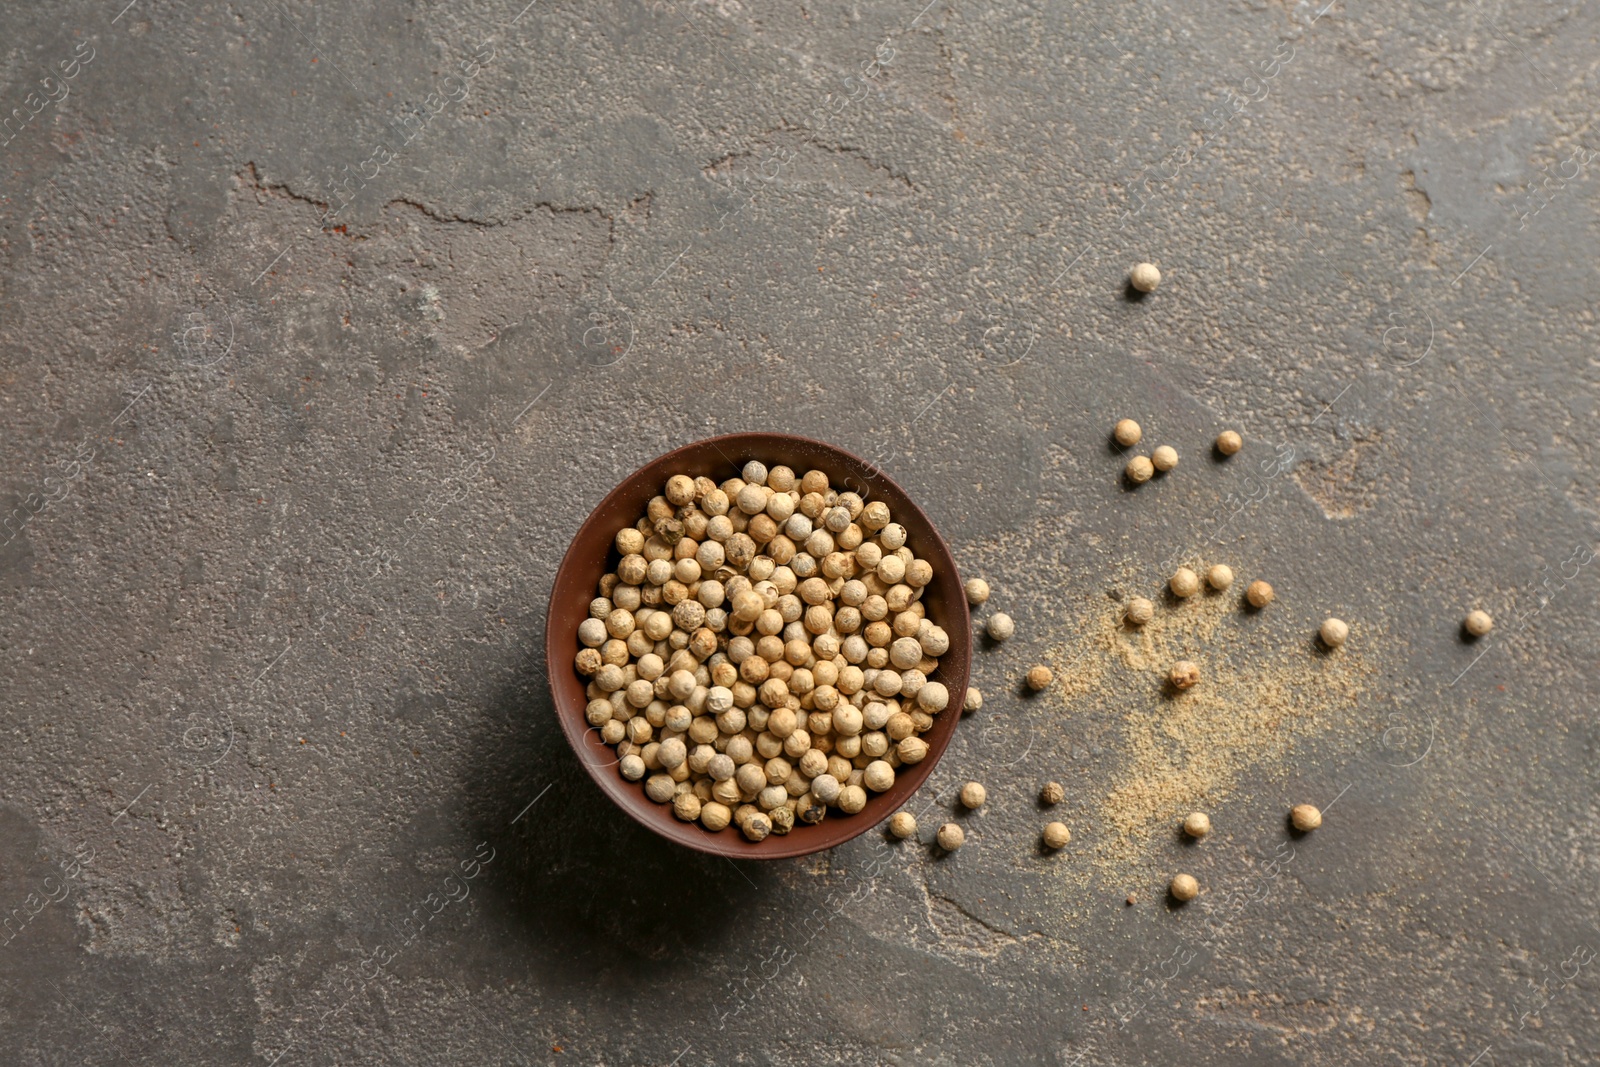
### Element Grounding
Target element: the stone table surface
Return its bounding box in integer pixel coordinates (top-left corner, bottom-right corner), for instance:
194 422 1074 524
2 1 1598 1064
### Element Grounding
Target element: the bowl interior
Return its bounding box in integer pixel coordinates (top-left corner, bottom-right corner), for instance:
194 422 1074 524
546 433 972 858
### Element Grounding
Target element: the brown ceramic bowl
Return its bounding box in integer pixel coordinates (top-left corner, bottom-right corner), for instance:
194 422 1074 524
546 432 972 858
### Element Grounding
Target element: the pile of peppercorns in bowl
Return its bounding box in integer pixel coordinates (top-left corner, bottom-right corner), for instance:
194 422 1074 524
546 434 972 859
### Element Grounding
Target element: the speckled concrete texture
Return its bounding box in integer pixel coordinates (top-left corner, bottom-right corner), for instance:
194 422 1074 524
2 0 1598 1064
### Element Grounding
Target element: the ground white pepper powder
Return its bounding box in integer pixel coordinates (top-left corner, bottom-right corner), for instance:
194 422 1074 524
1129 263 1161 293
1169 873 1199 901
1215 430 1242 456
1043 822 1071 849
1246 580 1275 608
1319 617 1349 648
936 822 965 850
1182 812 1211 839
1113 419 1143 448
1126 455 1154 483
1291 804 1322 831
1151 445 1178 472
888 811 917 839
1464 610 1493 637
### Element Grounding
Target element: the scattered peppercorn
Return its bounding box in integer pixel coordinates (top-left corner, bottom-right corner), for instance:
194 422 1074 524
1129 263 1162 293
1026 665 1054 691
1206 564 1233 591
959 781 987 809
1169 660 1200 690
936 822 965 850
1182 812 1211 839
1040 781 1065 805
1113 419 1142 448
1126 455 1154 483
1151 445 1178 472
986 613 1015 641
1319 617 1349 648
1043 822 1072 849
1169 567 1200 598
888 811 918 839
1169 873 1199 902
1125 894 1137 906
1464 610 1493 637
964 687 983 713
1126 597 1154 626
1246 580 1275 608
965 578 991 605
1216 430 1242 456
1291 804 1322 832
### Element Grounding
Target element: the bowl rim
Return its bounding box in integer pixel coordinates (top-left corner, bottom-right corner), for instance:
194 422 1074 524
544 431 972 859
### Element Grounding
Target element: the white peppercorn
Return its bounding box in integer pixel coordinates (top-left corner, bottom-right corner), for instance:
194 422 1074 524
797 795 826 824
1206 564 1233 591
585 700 614 727
1125 455 1154 483
620 754 646 781
959 781 987 809
964 687 982 713
863 760 895 792
1026 666 1053 691
578 618 608 647
964 577 991 605
1246 580 1275 608
915 681 947 713
1464 610 1493 637
1216 430 1242 456
1043 822 1071 849
1170 567 1200 598
986 613 1015 641
936 823 965 850
1290 804 1322 831
657 737 687 770
700 801 732 831
1126 597 1154 626
1129 262 1161 292
1113 419 1142 447
896 737 928 764
1169 660 1200 690
646 775 677 803
837 784 868 814
1040 781 1064 805
741 811 773 841
1182 812 1211 839
1319 617 1349 648
888 811 917 839
766 466 796 492
1170 873 1199 902
1151 445 1178 472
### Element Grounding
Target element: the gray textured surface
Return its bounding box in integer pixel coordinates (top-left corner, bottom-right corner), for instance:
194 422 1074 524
3 0 1599 1064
